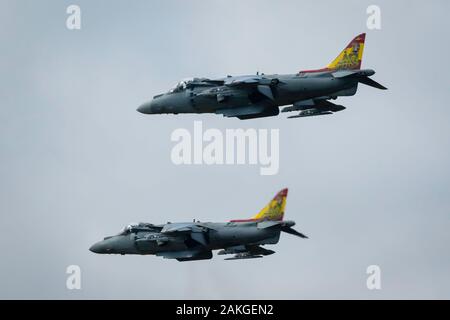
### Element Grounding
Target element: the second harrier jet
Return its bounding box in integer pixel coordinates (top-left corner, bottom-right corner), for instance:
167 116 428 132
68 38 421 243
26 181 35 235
90 189 307 261
138 33 386 120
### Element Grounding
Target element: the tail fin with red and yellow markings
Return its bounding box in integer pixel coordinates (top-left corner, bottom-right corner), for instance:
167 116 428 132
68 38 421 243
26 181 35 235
327 33 366 71
300 33 366 74
230 189 288 222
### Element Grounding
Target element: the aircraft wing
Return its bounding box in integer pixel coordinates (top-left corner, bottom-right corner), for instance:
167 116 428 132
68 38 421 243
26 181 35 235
206 75 283 120
223 76 279 101
223 75 262 86
160 222 218 234
160 223 195 233
160 222 219 247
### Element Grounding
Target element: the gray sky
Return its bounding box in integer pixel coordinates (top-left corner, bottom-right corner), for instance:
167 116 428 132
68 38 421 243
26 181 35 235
0 0 449 299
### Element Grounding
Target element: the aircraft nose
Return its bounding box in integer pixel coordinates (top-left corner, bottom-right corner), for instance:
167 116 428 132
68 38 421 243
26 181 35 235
89 241 107 254
137 101 153 114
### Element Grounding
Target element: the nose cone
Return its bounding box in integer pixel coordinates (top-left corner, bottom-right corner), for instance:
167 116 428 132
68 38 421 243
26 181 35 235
137 101 153 114
89 241 108 254
89 235 138 255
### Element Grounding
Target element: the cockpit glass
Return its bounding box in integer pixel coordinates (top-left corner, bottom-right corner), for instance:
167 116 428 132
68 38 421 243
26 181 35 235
117 227 128 236
117 223 137 235
169 78 194 93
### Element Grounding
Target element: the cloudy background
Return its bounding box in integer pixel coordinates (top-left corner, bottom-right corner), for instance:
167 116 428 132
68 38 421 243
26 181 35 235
0 0 449 299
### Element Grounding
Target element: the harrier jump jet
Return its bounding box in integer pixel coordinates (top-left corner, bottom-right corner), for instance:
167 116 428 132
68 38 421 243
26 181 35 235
89 189 307 261
137 33 386 120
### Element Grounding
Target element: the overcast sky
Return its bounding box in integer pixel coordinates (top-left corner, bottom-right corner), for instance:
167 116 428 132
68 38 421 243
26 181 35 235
0 0 449 299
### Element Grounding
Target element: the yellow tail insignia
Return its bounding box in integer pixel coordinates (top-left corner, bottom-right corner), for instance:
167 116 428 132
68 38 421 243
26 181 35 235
327 33 366 71
251 188 288 221
230 189 288 222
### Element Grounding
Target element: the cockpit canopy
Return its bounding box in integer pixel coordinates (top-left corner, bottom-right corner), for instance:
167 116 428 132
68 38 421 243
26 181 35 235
117 223 139 236
116 222 157 235
169 78 194 93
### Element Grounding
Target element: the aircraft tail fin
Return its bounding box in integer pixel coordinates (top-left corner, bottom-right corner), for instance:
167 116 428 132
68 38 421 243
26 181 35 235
251 188 288 221
229 189 288 222
327 33 366 71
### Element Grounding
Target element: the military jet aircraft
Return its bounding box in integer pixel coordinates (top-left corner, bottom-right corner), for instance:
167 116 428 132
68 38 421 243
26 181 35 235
137 33 386 120
89 188 307 261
